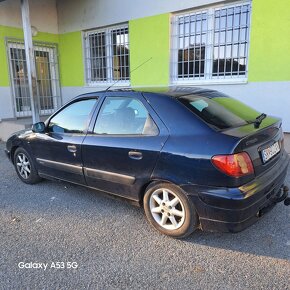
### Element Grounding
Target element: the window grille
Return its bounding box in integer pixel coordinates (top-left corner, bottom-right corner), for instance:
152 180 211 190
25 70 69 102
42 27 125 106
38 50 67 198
171 2 251 83
6 38 61 117
84 25 130 85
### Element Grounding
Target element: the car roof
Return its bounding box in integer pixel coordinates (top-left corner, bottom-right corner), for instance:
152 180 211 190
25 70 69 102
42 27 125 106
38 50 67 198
76 86 227 99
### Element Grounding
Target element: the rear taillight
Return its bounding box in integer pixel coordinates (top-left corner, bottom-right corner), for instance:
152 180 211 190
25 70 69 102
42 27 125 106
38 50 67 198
211 152 254 177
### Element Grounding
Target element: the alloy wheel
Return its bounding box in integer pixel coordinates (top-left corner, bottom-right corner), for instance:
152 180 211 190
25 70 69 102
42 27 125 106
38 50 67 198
149 188 185 230
16 153 31 179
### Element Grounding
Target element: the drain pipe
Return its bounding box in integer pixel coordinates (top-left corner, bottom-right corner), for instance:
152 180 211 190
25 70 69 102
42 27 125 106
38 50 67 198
20 0 40 124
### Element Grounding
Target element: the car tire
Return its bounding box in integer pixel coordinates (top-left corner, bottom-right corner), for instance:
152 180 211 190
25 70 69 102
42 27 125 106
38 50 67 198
14 147 42 184
144 182 198 238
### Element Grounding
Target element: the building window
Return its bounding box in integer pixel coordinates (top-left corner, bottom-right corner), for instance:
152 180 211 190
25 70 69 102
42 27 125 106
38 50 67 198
171 2 251 83
84 25 130 85
6 39 61 118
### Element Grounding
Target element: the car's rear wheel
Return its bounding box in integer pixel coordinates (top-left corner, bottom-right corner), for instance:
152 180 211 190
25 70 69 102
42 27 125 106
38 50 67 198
144 182 198 238
14 147 42 184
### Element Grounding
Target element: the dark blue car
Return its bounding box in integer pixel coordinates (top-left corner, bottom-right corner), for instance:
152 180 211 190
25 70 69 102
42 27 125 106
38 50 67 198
5 87 290 238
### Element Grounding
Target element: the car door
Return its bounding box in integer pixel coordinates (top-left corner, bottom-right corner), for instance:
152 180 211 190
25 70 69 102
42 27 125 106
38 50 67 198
30 97 99 184
81 92 169 201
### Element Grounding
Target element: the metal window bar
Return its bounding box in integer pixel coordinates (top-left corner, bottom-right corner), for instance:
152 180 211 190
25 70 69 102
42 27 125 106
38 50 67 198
84 24 130 85
172 2 251 82
111 27 130 81
6 38 61 118
172 10 208 81
205 9 214 80
87 31 107 82
213 3 251 78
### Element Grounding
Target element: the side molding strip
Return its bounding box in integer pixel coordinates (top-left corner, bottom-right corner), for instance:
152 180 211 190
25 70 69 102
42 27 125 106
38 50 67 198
36 158 83 175
84 167 136 185
36 158 136 185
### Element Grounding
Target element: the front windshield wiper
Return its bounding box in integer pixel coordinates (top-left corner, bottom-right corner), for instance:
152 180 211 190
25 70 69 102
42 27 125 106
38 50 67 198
249 113 267 128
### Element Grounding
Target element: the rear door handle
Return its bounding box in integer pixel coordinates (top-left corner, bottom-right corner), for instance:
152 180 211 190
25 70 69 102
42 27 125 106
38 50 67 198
67 145 77 153
128 151 143 160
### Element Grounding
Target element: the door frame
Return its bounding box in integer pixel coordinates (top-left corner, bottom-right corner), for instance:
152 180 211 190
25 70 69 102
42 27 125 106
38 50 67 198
81 91 169 199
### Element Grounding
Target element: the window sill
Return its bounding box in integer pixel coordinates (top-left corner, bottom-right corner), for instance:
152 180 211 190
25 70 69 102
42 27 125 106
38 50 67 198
84 81 130 89
171 78 248 86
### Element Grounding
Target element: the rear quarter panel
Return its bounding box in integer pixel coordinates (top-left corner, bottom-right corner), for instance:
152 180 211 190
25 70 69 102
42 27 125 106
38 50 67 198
151 133 241 188
143 93 244 188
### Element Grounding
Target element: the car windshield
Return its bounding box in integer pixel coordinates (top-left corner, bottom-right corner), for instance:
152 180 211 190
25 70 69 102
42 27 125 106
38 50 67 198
178 92 261 130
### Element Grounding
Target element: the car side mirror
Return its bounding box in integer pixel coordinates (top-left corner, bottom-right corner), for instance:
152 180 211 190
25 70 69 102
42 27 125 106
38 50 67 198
32 122 46 133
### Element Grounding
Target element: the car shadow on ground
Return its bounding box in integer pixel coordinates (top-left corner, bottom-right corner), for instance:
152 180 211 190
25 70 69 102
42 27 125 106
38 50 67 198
26 178 290 261
183 167 290 261
183 204 290 261
2 175 290 261
76 179 290 261
1 142 289 262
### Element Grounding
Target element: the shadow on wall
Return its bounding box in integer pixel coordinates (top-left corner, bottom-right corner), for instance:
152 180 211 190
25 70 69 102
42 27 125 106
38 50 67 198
284 133 290 154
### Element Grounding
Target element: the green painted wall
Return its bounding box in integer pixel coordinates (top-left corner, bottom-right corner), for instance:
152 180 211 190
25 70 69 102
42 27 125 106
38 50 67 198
0 25 59 87
0 26 85 87
129 13 170 87
2 1 290 88
248 0 290 82
59 31 85 87
0 26 84 88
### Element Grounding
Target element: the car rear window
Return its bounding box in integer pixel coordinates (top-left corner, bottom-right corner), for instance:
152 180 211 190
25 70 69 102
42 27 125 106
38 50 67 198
178 93 260 130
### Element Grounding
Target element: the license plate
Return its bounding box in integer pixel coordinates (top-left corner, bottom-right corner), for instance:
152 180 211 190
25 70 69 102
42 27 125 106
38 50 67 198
261 142 280 163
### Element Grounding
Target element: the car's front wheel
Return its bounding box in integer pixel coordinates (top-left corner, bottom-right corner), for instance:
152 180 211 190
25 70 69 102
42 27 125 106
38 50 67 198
14 147 42 184
144 182 198 238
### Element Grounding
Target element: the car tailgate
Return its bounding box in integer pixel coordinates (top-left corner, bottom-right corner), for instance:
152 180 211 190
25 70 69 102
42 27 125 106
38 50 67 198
222 116 285 177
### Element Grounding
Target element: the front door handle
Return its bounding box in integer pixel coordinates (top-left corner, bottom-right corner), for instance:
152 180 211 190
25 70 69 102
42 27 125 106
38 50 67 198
128 151 143 160
67 145 77 153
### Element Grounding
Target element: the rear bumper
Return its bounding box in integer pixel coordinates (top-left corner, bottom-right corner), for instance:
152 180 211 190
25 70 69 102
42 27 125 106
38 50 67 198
182 150 290 233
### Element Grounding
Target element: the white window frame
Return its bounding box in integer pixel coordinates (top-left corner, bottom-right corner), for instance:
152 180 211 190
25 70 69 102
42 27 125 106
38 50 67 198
6 39 61 118
171 1 251 85
83 24 130 87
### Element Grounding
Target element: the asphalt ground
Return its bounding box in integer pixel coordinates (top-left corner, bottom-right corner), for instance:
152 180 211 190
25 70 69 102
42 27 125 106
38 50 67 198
0 142 289 289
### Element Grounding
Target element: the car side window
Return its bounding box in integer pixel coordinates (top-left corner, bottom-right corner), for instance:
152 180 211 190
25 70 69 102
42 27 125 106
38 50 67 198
94 97 159 135
48 99 97 134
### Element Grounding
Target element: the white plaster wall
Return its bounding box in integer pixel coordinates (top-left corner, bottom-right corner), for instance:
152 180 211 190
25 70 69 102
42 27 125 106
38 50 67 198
57 0 226 33
61 81 290 132
203 82 290 132
0 87 15 120
0 0 58 34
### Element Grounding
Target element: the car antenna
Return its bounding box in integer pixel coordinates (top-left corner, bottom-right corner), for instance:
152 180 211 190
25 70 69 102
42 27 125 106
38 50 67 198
105 57 153 92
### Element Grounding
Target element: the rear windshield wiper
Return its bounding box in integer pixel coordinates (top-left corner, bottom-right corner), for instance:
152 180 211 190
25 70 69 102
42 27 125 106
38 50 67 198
249 113 267 128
